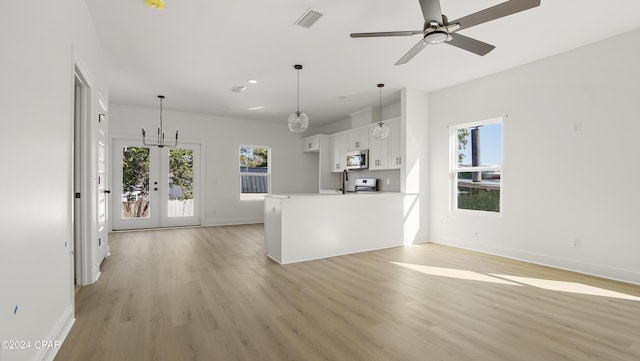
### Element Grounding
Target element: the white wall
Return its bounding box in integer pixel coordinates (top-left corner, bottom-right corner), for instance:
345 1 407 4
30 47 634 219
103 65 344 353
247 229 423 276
0 1 108 360
428 29 640 284
315 100 402 135
109 105 318 227
402 89 430 245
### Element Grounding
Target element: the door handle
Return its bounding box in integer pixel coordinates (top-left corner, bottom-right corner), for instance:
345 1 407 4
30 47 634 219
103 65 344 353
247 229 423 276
104 190 111 194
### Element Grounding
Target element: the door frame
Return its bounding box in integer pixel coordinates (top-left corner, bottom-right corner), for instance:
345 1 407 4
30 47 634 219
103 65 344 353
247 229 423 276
111 138 203 230
72 55 103 286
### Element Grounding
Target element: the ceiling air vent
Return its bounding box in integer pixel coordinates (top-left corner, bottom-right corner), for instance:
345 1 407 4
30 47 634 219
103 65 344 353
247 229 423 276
294 8 323 29
230 85 247 93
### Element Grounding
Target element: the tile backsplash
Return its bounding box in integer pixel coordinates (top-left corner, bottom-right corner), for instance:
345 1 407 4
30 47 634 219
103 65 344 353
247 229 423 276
335 169 401 192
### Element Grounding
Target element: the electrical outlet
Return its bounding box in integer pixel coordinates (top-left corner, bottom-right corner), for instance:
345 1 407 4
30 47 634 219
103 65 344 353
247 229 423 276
386 178 390 185
571 121 583 132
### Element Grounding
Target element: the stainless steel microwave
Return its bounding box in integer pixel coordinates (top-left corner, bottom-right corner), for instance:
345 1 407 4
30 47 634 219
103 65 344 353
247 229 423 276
346 150 369 170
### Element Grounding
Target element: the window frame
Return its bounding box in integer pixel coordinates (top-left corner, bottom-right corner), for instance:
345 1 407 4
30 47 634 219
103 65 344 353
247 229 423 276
450 117 503 215
239 144 271 201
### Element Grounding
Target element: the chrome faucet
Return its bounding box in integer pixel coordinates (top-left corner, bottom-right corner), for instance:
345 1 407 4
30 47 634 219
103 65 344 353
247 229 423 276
340 169 349 194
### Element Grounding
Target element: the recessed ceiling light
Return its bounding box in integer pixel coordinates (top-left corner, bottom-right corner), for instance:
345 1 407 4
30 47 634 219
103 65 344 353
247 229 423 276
248 106 264 111
247 79 258 84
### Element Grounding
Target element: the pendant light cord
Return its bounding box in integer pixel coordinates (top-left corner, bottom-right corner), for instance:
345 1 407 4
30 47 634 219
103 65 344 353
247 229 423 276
378 83 384 126
297 69 300 114
379 86 382 125
159 96 163 130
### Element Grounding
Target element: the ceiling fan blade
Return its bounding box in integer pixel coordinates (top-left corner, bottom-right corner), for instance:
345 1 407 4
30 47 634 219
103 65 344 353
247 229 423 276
419 0 443 24
446 33 495 56
351 30 423 38
394 39 428 65
449 0 540 31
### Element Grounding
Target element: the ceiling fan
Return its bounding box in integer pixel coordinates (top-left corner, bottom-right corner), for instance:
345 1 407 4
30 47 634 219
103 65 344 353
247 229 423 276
350 0 541 65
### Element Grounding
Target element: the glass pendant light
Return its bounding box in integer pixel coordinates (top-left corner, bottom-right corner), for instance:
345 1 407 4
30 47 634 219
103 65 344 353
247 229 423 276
288 64 309 133
372 83 390 140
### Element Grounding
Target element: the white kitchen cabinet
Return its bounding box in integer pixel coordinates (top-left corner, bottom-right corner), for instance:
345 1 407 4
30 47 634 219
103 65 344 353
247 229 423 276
301 134 321 152
368 117 400 170
347 127 369 151
368 125 389 170
264 192 417 264
388 118 402 169
330 132 348 173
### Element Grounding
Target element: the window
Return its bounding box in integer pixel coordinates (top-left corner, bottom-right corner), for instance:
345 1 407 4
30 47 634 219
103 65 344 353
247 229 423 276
451 118 502 213
168 148 194 217
240 145 270 200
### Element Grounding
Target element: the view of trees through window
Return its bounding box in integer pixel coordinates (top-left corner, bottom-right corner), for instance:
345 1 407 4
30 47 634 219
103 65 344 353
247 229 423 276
240 145 270 198
122 146 150 218
453 120 502 213
168 148 194 217
121 146 194 218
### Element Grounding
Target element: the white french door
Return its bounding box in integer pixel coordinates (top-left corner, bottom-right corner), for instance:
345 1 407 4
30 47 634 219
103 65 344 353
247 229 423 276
112 139 201 230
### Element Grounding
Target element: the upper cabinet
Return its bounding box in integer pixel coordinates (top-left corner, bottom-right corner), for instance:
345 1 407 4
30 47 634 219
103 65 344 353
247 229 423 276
330 132 348 172
368 126 389 170
388 119 402 169
368 117 400 171
327 117 402 173
347 127 369 151
302 134 322 152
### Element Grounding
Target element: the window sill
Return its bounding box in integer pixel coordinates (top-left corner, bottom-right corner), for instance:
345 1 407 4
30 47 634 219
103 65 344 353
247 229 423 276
240 194 268 201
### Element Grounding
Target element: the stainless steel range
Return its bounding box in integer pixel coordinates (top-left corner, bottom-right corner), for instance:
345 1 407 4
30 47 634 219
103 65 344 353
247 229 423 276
354 178 378 193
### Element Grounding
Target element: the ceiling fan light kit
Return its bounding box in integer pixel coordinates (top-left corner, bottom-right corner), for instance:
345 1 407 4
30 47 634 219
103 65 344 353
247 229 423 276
288 64 309 133
423 30 449 44
350 0 541 65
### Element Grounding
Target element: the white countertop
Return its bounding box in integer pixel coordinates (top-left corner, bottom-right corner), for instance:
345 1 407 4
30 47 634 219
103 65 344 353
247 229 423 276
266 191 411 198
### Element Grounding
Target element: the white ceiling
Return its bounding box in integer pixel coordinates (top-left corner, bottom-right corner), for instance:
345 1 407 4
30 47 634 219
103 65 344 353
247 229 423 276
85 0 640 126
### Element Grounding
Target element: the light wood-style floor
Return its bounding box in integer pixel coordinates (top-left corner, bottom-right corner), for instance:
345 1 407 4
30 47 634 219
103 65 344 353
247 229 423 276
55 224 640 361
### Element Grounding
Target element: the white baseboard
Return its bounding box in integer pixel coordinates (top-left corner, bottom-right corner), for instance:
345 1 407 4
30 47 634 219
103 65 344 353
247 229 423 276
431 238 640 286
37 304 75 361
203 217 263 227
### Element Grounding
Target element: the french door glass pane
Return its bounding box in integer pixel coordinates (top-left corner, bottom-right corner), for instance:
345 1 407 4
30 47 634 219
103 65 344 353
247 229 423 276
168 148 194 217
121 146 150 219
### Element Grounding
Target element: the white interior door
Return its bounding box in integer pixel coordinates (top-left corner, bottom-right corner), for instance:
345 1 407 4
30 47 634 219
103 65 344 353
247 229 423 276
112 139 200 230
97 113 109 261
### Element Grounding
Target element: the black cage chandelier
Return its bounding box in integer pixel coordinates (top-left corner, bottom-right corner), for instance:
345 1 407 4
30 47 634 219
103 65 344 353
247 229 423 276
142 95 178 148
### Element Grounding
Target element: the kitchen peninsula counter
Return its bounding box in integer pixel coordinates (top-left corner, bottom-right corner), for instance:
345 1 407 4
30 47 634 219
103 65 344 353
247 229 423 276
264 192 418 264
